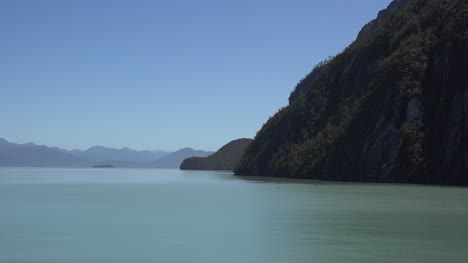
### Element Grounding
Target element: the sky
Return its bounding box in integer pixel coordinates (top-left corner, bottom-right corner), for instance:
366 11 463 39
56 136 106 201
1 0 391 151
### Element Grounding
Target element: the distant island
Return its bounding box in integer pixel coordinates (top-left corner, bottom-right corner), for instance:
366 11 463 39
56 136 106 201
92 164 114 168
180 138 252 170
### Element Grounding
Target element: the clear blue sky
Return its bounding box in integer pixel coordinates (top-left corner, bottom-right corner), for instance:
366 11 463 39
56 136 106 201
1 0 391 151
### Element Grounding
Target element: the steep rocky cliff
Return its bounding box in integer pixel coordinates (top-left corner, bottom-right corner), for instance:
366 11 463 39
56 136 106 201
235 0 468 185
180 138 252 170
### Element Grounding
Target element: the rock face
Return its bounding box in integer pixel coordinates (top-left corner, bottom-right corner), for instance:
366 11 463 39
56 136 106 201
180 138 253 170
235 0 468 185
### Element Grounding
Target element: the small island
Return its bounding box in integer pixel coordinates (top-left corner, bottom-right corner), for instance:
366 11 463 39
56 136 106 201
92 164 114 168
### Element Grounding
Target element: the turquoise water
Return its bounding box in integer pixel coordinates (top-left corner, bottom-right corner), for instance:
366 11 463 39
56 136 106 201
0 167 467 262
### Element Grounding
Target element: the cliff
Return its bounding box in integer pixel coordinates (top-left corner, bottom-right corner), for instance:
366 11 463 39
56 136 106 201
235 0 468 185
180 138 253 170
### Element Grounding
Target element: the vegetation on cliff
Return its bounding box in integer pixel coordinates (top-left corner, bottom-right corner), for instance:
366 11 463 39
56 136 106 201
235 0 468 185
180 138 252 170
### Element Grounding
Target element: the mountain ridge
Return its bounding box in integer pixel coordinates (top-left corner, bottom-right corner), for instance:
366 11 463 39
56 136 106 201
180 138 253 170
0 138 90 167
0 138 212 168
149 147 214 168
70 145 171 163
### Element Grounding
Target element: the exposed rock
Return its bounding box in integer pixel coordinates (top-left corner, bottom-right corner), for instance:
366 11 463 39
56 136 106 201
406 97 424 122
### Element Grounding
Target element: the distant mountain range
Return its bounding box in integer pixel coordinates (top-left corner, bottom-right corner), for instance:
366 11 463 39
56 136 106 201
70 146 170 163
149 148 214 168
0 138 212 168
181 138 252 170
0 138 89 167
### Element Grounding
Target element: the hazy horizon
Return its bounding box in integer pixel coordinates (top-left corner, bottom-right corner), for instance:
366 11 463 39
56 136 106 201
1 0 391 151
0 137 209 152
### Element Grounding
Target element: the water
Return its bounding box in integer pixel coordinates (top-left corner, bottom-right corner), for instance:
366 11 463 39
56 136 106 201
0 168 467 263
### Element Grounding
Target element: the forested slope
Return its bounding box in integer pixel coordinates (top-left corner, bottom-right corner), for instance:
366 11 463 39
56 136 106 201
235 0 468 185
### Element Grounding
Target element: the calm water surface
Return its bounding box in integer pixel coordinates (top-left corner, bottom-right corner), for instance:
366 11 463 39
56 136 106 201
0 168 467 263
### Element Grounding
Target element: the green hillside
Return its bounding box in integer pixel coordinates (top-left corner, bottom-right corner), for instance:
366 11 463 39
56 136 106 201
235 0 468 185
181 138 252 170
